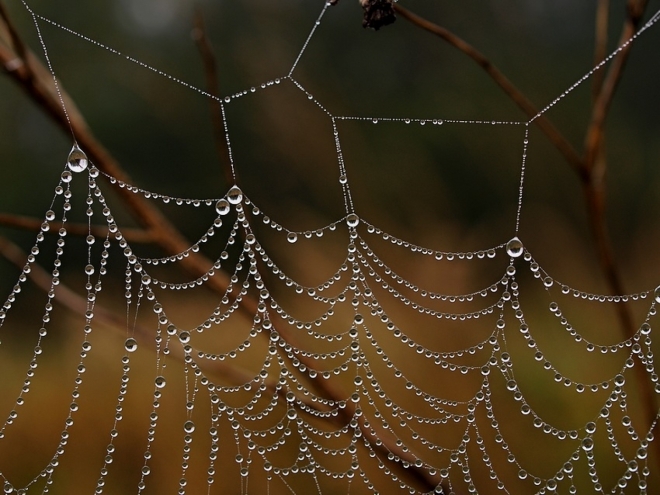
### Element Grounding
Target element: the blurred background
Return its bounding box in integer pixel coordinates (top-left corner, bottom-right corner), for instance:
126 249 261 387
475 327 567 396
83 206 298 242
1 0 660 493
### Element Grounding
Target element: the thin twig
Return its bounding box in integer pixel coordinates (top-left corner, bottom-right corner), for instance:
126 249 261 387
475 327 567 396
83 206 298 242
592 0 610 100
583 0 649 172
580 0 659 461
0 212 152 243
191 9 234 187
393 3 586 179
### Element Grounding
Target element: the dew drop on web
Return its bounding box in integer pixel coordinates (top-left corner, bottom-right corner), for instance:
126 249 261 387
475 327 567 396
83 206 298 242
125 338 138 353
216 199 230 216
67 144 88 173
506 237 523 258
227 185 243 205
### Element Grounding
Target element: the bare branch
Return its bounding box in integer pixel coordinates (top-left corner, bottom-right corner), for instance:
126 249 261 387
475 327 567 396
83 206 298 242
592 0 610 100
393 4 586 179
0 212 152 243
394 1 659 463
191 9 234 187
0 234 333 416
583 0 649 172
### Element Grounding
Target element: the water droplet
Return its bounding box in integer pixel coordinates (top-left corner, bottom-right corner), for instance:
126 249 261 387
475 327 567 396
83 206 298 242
227 186 243 205
84 264 95 275
287 232 298 244
179 331 191 344
155 376 167 388
125 338 138 352
346 213 359 228
61 171 73 183
339 174 347 184
142 466 151 476
655 285 660 303
67 145 88 173
183 420 195 433
506 237 523 258
581 437 594 451
216 199 230 215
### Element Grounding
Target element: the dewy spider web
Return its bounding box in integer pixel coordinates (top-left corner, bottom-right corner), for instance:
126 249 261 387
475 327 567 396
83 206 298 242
1 1 660 494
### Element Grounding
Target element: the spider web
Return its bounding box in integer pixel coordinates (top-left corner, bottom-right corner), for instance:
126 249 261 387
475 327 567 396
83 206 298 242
1 1 660 494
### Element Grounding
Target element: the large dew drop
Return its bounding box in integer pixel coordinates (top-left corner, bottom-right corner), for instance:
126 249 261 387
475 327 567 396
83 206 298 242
654 285 660 304
506 237 524 258
581 437 594 451
155 376 167 389
227 186 243 205
67 145 88 173
346 213 360 228
215 199 230 216
125 338 138 353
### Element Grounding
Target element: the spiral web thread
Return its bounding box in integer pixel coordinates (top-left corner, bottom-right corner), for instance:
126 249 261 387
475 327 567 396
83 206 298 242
1 2 660 494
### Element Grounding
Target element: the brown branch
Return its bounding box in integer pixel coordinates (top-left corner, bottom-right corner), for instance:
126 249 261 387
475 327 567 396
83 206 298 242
0 212 152 243
394 3 586 179
583 0 649 172
580 0 659 462
191 9 234 187
0 1 27 62
395 0 659 469
592 0 610 100
0 5 440 490
0 234 332 416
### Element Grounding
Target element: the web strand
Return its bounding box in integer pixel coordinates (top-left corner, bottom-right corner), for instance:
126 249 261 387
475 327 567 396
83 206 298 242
19 0 74 139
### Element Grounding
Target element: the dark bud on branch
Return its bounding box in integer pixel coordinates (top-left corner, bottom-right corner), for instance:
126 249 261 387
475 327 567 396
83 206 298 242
361 0 396 30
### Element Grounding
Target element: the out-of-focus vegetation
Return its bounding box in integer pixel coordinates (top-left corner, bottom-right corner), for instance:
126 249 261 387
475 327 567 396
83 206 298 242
1 0 660 493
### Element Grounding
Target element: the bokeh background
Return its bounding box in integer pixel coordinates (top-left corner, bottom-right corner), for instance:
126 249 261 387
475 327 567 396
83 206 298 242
1 0 660 493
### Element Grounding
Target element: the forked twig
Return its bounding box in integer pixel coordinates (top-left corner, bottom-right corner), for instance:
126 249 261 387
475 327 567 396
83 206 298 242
395 0 659 464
